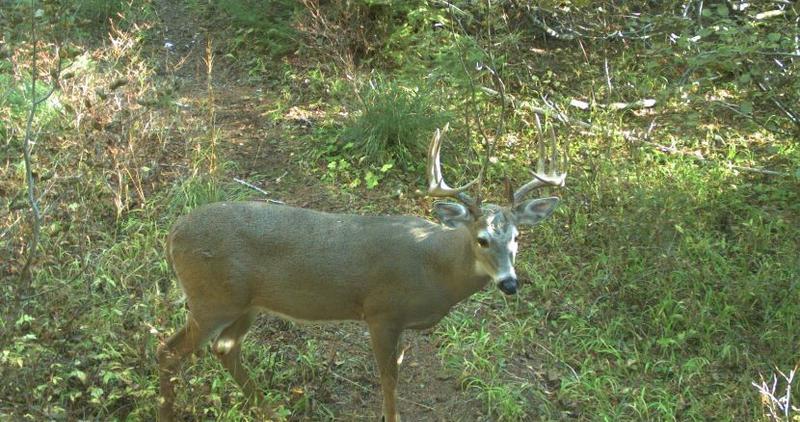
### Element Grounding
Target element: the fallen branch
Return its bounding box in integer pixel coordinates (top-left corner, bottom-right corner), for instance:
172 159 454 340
569 98 656 111
519 99 589 128
754 10 786 20
728 164 791 177
233 177 269 196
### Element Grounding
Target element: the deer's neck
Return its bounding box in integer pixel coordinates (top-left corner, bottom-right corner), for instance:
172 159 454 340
436 227 492 303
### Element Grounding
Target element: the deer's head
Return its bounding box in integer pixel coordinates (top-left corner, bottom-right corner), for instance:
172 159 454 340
427 124 566 295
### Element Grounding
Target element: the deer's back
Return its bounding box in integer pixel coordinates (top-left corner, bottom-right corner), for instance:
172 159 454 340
167 201 448 322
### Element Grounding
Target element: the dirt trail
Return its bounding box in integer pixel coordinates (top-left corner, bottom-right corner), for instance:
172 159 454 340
151 2 488 420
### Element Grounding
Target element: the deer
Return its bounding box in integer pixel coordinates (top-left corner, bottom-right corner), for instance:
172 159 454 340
157 124 566 421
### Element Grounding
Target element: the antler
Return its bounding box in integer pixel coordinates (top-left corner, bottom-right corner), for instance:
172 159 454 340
512 119 567 204
427 124 482 216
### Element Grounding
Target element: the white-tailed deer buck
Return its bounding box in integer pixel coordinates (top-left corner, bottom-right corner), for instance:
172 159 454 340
157 124 566 421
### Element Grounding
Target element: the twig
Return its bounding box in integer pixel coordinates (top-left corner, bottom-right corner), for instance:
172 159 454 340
432 0 467 16
447 2 510 201
233 177 269 196
275 170 289 183
728 164 791 177
756 80 800 126
526 94 794 179
325 366 436 412
755 10 786 20
568 98 656 111
520 100 586 127
326 366 371 393
534 343 580 381
0 215 24 240
20 7 61 284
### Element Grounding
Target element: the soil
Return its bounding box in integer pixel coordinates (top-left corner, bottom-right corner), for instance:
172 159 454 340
152 2 490 420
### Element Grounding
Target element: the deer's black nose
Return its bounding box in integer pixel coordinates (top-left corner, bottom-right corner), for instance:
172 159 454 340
498 277 518 295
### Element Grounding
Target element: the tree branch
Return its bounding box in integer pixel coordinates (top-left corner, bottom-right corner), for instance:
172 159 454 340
20 7 61 286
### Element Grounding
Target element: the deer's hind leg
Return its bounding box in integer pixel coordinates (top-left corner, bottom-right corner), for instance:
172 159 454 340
157 310 234 421
211 311 265 408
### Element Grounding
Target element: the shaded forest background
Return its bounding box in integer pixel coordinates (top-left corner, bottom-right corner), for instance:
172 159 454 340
1 0 799 420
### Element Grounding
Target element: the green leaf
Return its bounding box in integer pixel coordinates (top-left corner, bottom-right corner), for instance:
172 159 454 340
89 387 104 402
15 314 35 327
767 33 781 42
739 101 753 115
69 369 88 384
365 171 380 189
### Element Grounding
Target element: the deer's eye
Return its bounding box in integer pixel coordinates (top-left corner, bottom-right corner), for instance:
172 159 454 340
477 237 489 248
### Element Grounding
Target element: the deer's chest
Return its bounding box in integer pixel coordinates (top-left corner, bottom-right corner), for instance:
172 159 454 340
403 299 452 330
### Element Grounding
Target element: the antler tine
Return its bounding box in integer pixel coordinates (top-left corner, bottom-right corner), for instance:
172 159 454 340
512 118 567 204
536 125 546 175
427 124 481 215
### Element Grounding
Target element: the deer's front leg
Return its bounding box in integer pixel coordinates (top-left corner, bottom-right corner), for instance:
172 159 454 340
368 321 402 422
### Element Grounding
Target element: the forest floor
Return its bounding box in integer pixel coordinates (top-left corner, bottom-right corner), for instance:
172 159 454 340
4 1 798 421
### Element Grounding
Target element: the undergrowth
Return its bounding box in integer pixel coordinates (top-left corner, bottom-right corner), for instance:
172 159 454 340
2 1 799 421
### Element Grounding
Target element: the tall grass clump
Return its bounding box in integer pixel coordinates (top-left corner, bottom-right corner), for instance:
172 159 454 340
343 78 449 170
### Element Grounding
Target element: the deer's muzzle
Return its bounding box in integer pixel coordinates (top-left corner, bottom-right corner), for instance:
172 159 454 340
498 277 518 295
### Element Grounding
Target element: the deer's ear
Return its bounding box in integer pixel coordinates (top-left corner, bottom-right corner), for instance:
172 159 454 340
513 197 559 226
433 201 472 228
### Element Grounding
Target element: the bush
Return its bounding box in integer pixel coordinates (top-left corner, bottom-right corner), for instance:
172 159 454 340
342 78 449 170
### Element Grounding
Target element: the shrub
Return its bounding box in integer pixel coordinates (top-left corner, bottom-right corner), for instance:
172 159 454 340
343 78 449 170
